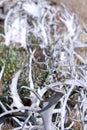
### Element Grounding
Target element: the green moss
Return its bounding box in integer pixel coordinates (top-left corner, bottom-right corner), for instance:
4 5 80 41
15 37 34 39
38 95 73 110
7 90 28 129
0 43 27 82
0 25 4 34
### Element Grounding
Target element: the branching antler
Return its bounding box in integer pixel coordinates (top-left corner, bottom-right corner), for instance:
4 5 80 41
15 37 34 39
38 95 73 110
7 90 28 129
0 0 87 130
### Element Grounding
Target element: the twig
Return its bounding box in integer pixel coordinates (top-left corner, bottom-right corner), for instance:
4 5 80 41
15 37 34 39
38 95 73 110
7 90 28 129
0 106 40 118
0 101 7 112
0 64 5 80
61 74 77 130
21 86 44 101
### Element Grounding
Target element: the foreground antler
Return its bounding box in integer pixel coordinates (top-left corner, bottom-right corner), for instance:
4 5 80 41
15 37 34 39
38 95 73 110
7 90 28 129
38 92 64 130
